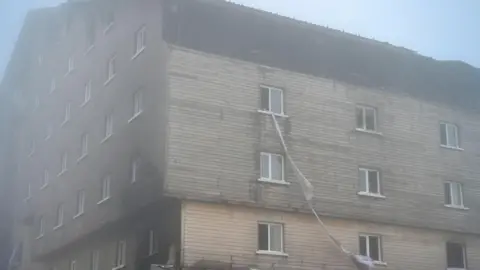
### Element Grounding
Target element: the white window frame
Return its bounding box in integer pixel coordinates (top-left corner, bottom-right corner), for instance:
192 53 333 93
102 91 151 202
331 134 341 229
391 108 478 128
80 133 88 159
67 56 75 75
129 91 143 122
70 260 76 270
106 55 116 84
260 86 284 115
359 234 383 263
36 215 44 238
62 103 71 126
82 80 92 105
50 78 56 94
41 169 49 189
74 190 85 218
356 105 377 132
358 168 383 197
59 152 68 175
440 122 460 148
54 203 64 229
104 114 113 140
131 158 140 183
99 176 111 203
446 242 467 270
28 141 35 157
257 222 285 254
114 240 127 268
45 124 53 141
24 183 32 201
148 230 158 256
134 26 146 57
90 250 100 270
445 181 465 208
259 152 286 184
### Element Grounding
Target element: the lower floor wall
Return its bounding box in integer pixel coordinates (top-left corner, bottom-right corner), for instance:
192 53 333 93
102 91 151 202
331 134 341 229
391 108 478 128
181 201 480 270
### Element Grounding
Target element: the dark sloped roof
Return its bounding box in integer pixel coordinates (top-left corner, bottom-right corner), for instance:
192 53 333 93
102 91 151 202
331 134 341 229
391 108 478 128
162 0 480 112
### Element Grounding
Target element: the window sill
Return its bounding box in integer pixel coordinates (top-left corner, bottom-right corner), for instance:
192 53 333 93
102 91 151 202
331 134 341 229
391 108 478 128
64 69 74 77
100 135 112 144
40 184 48 190
24 197 32 202
104 75 116 86
445 204 469 211
104 23 114 35
97 198 110 205
35 234 44 240
45 136 51 141
112 265 125 270
85 45 94 55
355 128 383 136
77 154 88 163
132 47 145 60
53 224 63 231
373 261 387 266
80 100 90 108
61 120 69 128
257 110 289 118
57 170 67 177
128 112 142 123
257 178 290 185
73 212 84 219
440 145 464 151
256 250 288 257
357 191 386 199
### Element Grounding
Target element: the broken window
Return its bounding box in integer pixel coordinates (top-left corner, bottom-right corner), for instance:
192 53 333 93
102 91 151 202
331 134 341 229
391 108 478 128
260 86 284 115
359 235 382 262
440 122 459 148
260 152 284 182
445 182 464 207
258 223 283 253
447 242 466 269
358 168 380 195
356 105 377 131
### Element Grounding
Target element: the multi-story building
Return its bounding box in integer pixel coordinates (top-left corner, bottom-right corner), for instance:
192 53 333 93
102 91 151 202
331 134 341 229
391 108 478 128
3 0 480 270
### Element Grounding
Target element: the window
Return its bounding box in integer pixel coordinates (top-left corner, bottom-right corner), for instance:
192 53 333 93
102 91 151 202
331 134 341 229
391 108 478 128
260 152 284 182
60 152 68 174
75 190 85 217
359 235 382 262
34 96 40 110
37 215 45 238
114 240 126 268
28 141 35 157
86 21 95 49
445 182 464 208
134 26 146 56
90 250 99 270
440 123 459 148
41 169 49 189
83 81 92 104
67 56 75 74
45 124 52 140
132 91 143 118
104 114 113 139
100 176 111 202
70 260 76 270
131 158 140 183
106 55 116 82
358 168 381 195
80 133 88 158
356 105 377 131
54 203 64 228
25 183 32 201
260 86 284 115
62 103 71 125
148 230 158 256
258 223 283 253
50 78 56 93
447 242 466 270
104 10 114 33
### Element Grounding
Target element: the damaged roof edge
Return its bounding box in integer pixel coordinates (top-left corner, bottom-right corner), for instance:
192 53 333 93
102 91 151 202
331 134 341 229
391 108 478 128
163 0 480 112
